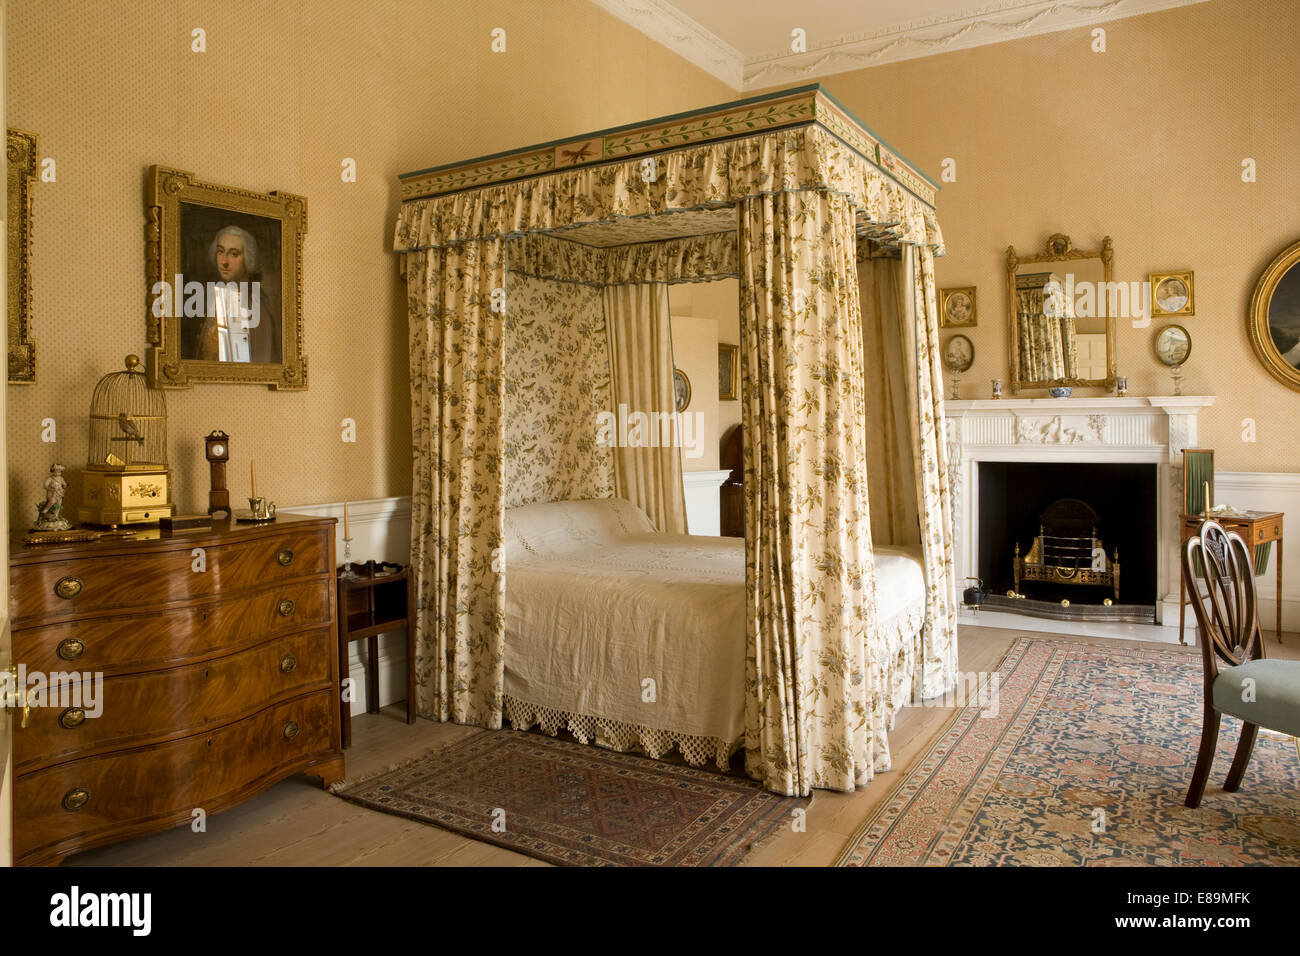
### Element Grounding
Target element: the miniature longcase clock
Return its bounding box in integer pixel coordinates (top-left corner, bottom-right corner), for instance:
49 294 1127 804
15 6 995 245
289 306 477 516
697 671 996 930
206 430 231 517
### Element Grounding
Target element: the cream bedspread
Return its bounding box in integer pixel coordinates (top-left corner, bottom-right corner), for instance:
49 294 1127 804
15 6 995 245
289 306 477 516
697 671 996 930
502 498 926 768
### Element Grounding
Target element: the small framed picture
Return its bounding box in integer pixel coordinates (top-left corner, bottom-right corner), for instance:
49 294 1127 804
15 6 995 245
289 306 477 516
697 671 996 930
1154 324 1192 367
940 286 977 328
1150 271 1194 317
943 334 975 373
718 343 739 400
673 368 691 412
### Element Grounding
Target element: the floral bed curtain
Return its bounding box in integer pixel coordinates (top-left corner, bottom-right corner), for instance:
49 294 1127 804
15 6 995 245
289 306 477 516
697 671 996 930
858 247 959 703
908 246 959 699
405 241 507 727
503 274 614 509
739 189 886 796
603 282 688 534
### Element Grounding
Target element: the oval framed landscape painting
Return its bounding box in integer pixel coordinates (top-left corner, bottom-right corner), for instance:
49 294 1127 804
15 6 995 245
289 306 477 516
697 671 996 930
1249 238 1300 391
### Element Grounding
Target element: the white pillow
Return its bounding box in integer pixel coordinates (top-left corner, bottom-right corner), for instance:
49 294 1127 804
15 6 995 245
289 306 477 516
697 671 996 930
503 497 655 560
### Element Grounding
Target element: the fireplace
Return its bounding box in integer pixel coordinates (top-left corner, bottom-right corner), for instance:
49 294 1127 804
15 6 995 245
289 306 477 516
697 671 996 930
977 462 1157 615
945 395 1214 633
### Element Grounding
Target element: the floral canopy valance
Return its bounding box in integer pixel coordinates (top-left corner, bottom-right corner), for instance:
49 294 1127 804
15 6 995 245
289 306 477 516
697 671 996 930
393 85 943 255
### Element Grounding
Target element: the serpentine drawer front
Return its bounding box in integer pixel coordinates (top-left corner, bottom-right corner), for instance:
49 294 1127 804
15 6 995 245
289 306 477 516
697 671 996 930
8 513 345 866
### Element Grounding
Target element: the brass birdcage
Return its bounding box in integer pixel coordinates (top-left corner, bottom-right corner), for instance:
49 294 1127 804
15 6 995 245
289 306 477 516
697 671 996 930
78 354 174 526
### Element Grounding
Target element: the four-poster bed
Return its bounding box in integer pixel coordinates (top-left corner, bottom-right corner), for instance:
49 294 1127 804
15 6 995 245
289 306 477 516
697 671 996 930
394 85 958 796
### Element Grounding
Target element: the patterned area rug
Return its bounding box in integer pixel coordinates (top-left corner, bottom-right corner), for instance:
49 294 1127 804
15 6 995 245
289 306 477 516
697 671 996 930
332 730 807 866
836 637 1300 866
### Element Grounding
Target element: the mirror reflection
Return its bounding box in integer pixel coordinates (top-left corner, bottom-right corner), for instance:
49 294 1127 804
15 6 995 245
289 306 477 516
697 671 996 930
1007 235 1115 392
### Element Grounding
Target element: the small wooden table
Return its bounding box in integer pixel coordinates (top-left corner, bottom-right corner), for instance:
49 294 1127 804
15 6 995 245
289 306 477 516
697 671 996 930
1180 511 1284 645
337 561 417 747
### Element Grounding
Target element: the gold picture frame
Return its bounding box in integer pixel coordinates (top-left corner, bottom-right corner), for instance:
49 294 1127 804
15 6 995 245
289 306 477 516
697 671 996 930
1248 238 1300 392
145 166 308 389
718 343 738 400
8 128 38 384
939 286 976 328
673 367 691 412
1150 270 1194 317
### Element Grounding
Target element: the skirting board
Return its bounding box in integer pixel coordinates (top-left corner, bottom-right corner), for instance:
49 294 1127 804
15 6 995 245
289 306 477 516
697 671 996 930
281 496 413 715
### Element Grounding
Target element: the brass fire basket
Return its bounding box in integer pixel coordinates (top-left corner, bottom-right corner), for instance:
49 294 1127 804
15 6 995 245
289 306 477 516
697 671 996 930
1013 498 1120 602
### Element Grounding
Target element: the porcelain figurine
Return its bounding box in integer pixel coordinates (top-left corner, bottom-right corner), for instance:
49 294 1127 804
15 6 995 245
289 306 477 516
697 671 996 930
35 463 72 531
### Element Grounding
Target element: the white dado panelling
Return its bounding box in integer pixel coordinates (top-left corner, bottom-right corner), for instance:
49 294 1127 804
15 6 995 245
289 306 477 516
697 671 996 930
1214 471 1300 636
282 496 412 715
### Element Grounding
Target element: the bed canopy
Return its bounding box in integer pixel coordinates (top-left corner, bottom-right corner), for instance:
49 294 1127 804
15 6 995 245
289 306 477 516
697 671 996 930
394 85 957 797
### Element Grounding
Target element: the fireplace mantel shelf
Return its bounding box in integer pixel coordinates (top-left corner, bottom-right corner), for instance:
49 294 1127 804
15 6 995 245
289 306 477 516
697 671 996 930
948 396 1214 412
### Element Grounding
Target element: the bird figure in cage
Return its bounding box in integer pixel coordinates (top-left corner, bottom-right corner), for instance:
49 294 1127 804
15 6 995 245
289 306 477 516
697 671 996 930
117 412 144 442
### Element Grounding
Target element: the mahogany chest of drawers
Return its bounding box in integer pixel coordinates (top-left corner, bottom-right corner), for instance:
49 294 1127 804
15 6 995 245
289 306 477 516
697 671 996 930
8 513 345 865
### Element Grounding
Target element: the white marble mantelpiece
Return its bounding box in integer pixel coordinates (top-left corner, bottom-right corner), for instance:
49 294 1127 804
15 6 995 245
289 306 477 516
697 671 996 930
945 396 1214 630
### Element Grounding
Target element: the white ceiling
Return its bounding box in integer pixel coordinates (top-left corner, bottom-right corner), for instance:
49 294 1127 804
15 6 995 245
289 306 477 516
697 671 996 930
591 0 1209 90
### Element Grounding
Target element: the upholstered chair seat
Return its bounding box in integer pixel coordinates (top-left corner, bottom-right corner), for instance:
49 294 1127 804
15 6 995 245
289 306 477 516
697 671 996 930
1212 659 1300 737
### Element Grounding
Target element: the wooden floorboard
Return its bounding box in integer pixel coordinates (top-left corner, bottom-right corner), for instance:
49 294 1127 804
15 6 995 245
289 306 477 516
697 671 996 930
64 625 1297 867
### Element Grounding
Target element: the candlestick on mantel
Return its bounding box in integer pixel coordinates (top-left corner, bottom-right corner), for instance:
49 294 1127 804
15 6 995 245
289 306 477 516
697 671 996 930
250 459 257 498
344 501 350 539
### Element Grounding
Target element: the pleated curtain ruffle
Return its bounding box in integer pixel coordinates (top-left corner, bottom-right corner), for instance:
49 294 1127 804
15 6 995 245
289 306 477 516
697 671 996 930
405 242 507 728
603 283 689 535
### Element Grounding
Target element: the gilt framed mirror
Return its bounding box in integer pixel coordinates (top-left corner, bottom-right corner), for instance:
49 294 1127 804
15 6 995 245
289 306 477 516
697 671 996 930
7 128 38 384
1006 233 1116 393
145 166 308 389
1248 237 1300 392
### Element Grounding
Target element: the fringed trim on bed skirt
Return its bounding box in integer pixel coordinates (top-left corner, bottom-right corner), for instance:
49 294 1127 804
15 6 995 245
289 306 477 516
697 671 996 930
501 694 739 771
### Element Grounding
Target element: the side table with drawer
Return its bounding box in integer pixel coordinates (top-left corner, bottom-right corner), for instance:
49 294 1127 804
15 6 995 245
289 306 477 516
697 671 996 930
8 512 345 866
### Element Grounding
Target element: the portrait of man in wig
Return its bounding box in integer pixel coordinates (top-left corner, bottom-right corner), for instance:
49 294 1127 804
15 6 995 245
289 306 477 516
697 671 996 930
193 224 282 364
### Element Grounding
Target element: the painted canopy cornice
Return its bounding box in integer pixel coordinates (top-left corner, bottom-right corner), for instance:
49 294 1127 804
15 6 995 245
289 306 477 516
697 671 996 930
394 87 943 255
397 85 937 209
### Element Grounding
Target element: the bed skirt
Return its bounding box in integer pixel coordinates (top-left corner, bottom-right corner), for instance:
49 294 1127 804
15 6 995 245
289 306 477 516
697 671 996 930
501 604 927 775
502 694 741 771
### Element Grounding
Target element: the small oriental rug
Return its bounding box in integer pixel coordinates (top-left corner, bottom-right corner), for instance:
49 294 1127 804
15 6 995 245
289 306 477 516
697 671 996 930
331 730 807 866
835 637 1300 866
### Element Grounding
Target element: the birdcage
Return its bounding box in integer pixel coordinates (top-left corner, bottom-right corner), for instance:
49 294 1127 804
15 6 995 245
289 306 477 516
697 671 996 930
78 354 174 526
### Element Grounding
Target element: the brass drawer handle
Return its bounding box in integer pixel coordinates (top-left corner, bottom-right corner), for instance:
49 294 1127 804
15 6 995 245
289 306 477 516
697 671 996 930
54 576 83 600
279 653 298 674
277 598 295 618
59 707 87 730
57 638 86 661
62 788 91 811
277 548 294 567
283 720 300 740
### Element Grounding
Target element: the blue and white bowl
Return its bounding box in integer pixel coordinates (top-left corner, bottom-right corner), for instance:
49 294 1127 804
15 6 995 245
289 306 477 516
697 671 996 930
1049 386 1073 398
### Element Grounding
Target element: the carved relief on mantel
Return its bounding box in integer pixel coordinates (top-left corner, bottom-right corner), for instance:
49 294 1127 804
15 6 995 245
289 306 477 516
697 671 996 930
1013 414 1107 444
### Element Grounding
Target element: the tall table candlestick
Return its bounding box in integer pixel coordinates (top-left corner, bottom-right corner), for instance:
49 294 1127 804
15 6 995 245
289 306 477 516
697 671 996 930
251 460 257 499
344 501 350 539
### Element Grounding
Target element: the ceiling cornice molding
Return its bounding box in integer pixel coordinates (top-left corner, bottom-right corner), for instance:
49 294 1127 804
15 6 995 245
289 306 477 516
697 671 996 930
743 0 1209 87
590 0 746 90
591 0 1210 92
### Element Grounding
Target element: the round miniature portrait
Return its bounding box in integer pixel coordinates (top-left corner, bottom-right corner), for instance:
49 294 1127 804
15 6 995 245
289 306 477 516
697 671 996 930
1154 324 1191 366
943 334 975 373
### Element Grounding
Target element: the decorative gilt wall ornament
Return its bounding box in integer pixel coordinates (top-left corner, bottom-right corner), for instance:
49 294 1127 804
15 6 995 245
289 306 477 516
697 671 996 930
144 166 308 389
1248 238 1300 392
7 127 38 384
